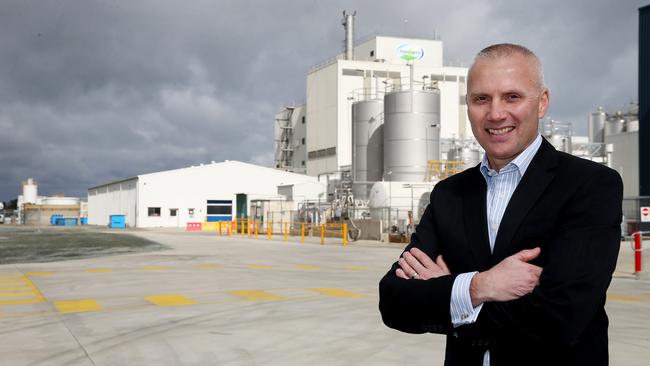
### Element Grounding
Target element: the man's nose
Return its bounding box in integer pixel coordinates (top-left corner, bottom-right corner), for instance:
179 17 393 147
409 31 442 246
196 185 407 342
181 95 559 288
487 101 508 121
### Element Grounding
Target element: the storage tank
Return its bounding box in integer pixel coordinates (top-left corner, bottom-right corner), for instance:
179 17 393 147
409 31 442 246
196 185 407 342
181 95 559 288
605 113 625 136
368 181 435 226
588 107 606 143
383 88 441 181
447 145 481 171
352 99 384 199
22 178 38 204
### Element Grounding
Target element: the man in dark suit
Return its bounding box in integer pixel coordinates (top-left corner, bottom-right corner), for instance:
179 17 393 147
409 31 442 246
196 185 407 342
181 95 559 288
379 43 623 366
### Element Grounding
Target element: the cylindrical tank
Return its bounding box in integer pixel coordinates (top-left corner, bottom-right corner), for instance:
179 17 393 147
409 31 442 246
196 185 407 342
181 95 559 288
626 119 639 133
549 134 572 153
605 118 625 135
588 107 606 143
22 178 38 204
368 181 435 226
383 89 441 181
352 99 384 199
448 145 481 171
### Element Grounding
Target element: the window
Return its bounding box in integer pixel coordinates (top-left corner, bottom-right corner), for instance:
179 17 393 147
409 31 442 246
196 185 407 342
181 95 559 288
188 208 195 217
370 50 374 57
170 208 178 216
301 137 305 145
148 207 161 217
301 116 305 124
207 205 232 215
302 160 306 166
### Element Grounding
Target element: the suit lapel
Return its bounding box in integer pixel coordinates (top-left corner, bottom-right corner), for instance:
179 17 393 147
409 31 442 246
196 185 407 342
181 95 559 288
462 166 492 271
492 139 559 262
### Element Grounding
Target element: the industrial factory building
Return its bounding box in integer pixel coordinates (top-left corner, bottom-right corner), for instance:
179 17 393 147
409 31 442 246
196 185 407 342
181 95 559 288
87 160 324 228
275 12 474 180
16 178 84 225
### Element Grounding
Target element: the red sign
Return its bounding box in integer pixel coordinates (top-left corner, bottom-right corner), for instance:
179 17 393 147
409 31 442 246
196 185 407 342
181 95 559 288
641 207 650 223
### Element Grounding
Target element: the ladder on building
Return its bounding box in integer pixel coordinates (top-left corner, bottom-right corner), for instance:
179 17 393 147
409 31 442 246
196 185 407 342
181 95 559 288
274 107 294 170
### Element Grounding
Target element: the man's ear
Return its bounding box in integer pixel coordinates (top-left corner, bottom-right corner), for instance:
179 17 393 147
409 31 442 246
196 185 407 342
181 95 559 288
538 88 550 118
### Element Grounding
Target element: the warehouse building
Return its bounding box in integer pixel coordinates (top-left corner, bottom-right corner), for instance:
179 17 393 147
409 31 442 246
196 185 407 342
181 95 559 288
87 160 324 228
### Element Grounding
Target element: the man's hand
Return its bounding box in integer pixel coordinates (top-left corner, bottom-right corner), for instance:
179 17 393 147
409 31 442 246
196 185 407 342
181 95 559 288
396 248 451 280
470 247 542 307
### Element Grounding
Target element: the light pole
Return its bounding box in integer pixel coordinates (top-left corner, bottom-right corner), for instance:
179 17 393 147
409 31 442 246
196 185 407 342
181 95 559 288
384 170 392 227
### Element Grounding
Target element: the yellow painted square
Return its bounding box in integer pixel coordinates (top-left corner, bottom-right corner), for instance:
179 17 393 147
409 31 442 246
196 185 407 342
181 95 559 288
55 299 102 314
309 288 366 298
296 264 320 270
247 265 273 270
227 290 285 301
85 269 113 273
145 294 198 306
142 266 170 271
346 267 368 271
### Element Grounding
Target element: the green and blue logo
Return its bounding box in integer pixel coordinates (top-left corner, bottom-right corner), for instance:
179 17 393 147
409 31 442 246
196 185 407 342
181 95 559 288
396 43 425 62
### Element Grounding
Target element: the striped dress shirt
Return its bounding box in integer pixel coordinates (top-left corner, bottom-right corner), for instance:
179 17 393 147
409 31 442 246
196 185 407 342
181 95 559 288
449 134 543 365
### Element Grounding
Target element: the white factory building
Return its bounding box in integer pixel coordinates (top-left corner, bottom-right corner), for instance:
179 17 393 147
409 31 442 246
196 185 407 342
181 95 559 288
275 18 471 178
87 160 325 228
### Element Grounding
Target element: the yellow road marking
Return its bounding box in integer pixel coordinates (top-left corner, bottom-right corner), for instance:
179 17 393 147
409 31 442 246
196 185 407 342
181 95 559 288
0 292 36 297
85 269 113 273
0 275 45 305
0 281 28 286
25 272 54 276
55 299 102 314
193 264 222 269
247 265 273 270
142 267 170 271
227 290 286 301
346 267 368 271
309 288 366 298
145 294 198 306
607 294 644 302
296 265 320 270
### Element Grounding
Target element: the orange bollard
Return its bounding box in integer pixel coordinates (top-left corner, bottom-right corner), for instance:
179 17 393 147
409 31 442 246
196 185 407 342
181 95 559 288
268 221 272 240
343 223 348 246
255 222 259 239
320 224 325 245
301 223 305 244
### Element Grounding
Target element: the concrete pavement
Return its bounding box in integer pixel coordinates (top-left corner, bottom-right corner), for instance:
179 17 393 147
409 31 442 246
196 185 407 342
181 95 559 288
0 229 648 365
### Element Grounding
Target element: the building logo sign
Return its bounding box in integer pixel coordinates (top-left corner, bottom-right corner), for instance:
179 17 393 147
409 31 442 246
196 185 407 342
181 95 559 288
396 43 425 62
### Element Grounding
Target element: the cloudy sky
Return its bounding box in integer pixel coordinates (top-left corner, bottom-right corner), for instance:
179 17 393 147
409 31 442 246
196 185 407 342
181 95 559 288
0 0 645 201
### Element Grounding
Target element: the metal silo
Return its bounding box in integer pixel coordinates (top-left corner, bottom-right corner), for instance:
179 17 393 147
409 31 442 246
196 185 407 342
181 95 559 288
383 88 441 181
588 107 606 143
352 99 384 199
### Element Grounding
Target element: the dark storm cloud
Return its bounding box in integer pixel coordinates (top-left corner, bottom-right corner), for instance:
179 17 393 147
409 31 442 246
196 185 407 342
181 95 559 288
0 0 644 200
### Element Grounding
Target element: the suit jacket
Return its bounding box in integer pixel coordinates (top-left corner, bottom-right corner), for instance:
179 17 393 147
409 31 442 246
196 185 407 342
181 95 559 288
379 139 623 366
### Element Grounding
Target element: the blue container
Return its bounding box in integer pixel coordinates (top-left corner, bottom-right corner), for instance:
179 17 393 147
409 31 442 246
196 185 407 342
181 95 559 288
55 218 65 226
79 218 88 225
110 215 126 229
50 215 64 225
63 218 78 226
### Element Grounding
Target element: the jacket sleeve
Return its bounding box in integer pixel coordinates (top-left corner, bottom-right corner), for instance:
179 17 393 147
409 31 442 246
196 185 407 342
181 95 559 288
458 167 623 346
378 187 458 334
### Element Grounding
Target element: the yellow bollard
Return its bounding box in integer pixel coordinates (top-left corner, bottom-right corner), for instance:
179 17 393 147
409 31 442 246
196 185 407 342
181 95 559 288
228 221 232 237
248 220 252 237
301 223 305 243
343 223 348 246
320 224 325 245
255 222 258 239
268 221 272 240
284 222 288 241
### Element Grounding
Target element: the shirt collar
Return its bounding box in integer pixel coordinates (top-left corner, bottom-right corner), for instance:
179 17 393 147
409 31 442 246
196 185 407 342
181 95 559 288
480 134 543 179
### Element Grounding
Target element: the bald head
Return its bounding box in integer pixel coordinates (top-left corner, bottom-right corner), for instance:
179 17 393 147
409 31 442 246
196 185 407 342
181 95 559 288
468 43 545 91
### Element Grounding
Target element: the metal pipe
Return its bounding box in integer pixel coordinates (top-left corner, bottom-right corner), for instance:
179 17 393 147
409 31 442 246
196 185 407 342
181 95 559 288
342 11 356 60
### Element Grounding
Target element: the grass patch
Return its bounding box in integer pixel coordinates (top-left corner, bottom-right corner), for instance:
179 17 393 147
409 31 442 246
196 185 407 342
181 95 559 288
0 226 169 264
